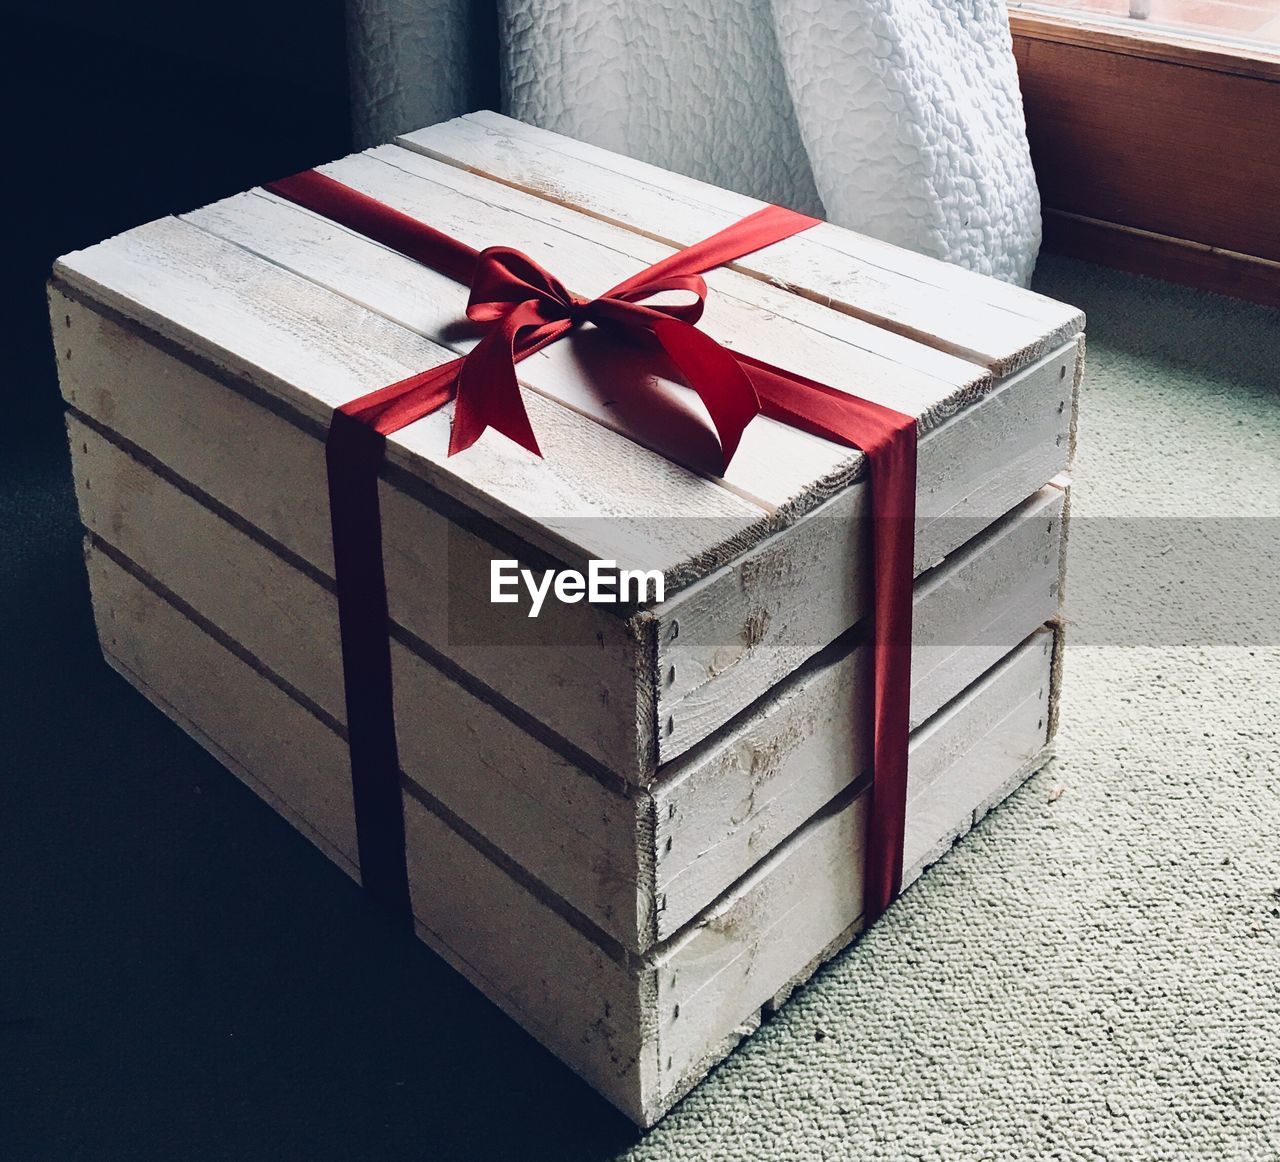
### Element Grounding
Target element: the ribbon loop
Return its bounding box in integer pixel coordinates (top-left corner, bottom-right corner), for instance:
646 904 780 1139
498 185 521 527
456 241 756 469
467 246 577 324
599 273 709 325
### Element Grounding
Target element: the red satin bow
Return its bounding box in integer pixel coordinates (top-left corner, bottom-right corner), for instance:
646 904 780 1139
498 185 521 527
454 244 759 467
267 169 815 474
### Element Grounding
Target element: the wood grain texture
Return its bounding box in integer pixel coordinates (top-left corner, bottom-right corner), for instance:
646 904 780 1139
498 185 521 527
1042 210 1280 310
68 415 1064 951
86 546 1055 1126
1010 10 1280 83
337 145 989 426
1014 31 1280 265
52 216 764 579
84 546 359 869
901 628 1056 882
52 291 655 777
186 168 862 521
51 282 1075 777
400 113 1085 376
655 340 1076 763
652 489 1066 941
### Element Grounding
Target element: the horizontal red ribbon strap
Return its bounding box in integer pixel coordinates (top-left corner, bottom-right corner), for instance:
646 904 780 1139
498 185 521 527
266 167 915 927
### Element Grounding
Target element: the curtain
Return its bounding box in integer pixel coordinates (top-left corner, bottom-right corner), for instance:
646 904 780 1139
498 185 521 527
348 0 1041 286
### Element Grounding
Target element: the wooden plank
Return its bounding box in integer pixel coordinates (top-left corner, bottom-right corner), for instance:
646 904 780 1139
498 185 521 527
1009 10 1280 85
652 790 868 1108
1014 32 1280 263
1042 210 1280 311
84 545 359 870
51 216 766 582
88 543 653 1119
901 627 1057 882
399 112 1085 376
185 176 862 523
401 797 654 1118
182 148 1028 528
86 546 1054 1126
326 145 991 423
655 338 1076 762
70 415 1063 951
67 413 649 944
52 292 656 778
909 482 1065 723
658 631 1059 1104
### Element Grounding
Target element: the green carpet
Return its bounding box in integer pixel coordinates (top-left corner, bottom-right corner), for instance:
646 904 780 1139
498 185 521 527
4 256 1278 1159
617 258 1280 1159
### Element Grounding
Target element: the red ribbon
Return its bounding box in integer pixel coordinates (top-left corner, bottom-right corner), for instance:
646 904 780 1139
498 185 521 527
268 169 916 926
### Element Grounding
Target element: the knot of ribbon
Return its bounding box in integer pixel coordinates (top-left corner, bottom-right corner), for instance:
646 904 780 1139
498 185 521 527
455 244 759 469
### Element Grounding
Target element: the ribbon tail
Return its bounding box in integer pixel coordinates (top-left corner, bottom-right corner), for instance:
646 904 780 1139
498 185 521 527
650 317 760 472
450 311 546 458
326 411 412 919
745 356 917 921
860 418 916 921
606 204 821 295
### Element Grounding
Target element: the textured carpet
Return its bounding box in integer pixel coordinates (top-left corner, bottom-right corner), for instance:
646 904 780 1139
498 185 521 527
617 259 1280 1160
4 256 1278 1159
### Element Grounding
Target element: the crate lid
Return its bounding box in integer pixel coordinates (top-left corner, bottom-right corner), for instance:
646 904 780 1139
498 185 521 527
53 116 1080 599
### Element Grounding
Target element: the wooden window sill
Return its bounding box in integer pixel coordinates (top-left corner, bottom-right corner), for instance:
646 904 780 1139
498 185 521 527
1010 10 1280 81
1011 10 1280 306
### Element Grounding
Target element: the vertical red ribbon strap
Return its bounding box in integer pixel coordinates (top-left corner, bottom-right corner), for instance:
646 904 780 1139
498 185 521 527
266 169 915 927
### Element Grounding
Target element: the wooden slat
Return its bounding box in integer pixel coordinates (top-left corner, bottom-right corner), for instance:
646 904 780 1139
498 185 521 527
52 290 657 777
1042 210 1280 311
655 338 1076 762
181 147 998 519
348 145 991 421
656 632 1054 1104
69 413 1064 950
399 112 1085 376
652 487 1065 939
185 177 858 523
1014 31 1280 264
85 545 1055 1126
86 547 360 870
901 627 1056 882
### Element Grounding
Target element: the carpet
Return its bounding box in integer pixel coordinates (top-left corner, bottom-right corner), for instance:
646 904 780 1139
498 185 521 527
617 257 1280 1159
4 256 1277 1159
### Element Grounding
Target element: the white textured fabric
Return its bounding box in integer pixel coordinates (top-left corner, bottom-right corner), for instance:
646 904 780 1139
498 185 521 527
768 0 1041 284
498 0 826 217
499 0 1040 284
348 0 480 149
348 0 1042 285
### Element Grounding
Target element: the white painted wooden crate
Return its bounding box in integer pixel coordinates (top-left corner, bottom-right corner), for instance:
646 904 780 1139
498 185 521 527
50 112 1082 1126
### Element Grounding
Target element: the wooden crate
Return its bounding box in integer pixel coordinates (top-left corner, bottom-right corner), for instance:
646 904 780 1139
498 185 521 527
51 112 1082 1125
